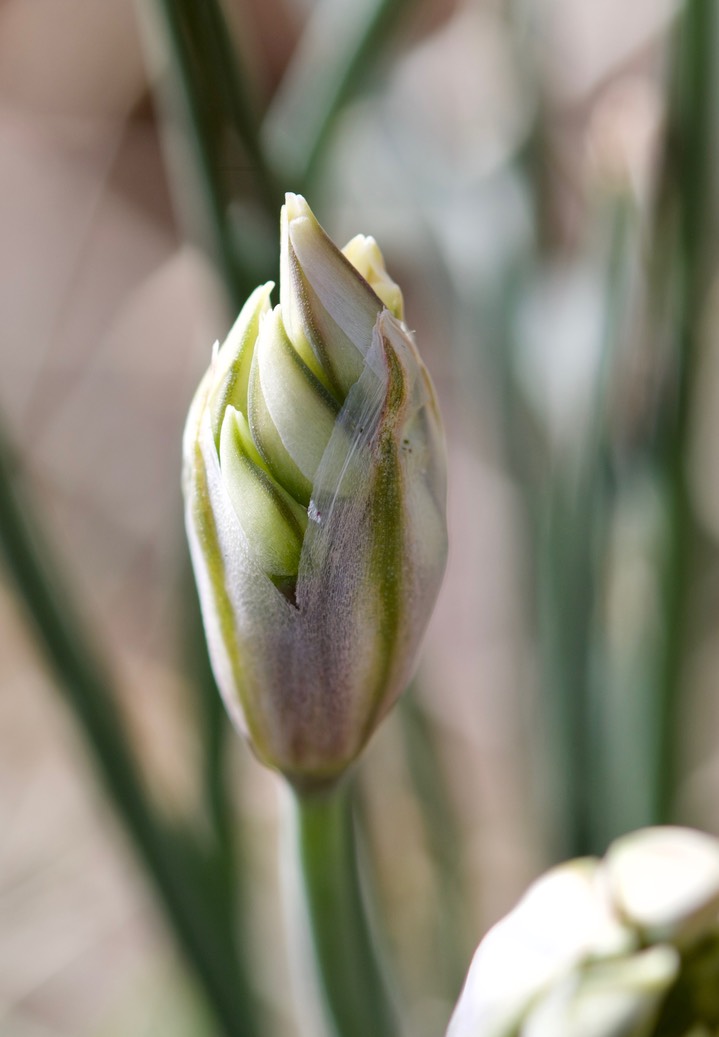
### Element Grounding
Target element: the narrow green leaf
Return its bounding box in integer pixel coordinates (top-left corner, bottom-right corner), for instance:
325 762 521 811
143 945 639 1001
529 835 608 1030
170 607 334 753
0 415 259 1037
263 0 415 186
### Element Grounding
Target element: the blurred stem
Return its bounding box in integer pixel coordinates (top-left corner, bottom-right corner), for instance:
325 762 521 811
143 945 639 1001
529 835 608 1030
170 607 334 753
172 0 281 215
653 0 716 822
263 0 414 189
150 0 269 955
183 560 238 918
0 418 259 1037
203 647 237 900
141 3 278 1029
293 780 398 1037
582 202 635 851
398 691 470 999
540 200 633 859
148 0 278 309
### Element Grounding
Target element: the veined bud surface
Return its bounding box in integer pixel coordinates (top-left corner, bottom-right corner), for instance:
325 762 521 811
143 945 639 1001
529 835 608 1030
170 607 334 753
183 194 447 787
447 826 719 1037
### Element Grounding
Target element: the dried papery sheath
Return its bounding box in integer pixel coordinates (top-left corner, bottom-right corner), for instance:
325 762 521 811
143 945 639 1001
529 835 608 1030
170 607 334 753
183 194 447 787
447 826 719 1037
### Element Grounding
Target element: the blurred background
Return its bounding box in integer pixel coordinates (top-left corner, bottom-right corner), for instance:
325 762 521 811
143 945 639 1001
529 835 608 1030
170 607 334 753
2 0 719 1034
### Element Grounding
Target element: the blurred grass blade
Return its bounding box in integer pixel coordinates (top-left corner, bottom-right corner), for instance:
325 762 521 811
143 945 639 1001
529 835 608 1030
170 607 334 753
652 0 717 823
576 202 635 852
519 200 635 859
138 6 280 1031
182 557 239 917
398 690 472 1001
142 0 280 308
164 0 281 214
263 0 414 188
144 0 267 936
0 416 260 1037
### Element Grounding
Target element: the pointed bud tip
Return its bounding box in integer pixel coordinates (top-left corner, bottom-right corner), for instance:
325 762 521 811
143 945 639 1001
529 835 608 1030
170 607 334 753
342 234 404 319
284 192 311 223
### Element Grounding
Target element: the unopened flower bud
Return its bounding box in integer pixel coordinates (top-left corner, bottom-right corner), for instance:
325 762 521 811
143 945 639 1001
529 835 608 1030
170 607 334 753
447 827 719 1037
183 194 447 787
341 234 405 319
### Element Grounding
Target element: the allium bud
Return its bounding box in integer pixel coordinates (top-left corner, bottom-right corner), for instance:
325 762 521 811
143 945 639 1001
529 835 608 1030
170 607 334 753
447 827 719 1037
183 194 447 787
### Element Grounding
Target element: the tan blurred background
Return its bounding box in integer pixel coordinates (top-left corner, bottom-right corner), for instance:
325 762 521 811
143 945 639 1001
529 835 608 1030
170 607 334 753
4 0 718 1034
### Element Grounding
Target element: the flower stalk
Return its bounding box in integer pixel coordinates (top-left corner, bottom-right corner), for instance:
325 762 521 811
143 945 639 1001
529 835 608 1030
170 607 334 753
292 780 399 1037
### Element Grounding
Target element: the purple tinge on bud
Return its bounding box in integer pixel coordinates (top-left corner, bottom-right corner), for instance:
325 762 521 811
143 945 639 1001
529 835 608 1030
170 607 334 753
183 195 447 787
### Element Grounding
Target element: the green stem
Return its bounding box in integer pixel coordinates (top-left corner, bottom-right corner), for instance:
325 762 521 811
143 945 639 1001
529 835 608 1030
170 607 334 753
653 0 715 823
292 780 398 1037
0 418 258 1037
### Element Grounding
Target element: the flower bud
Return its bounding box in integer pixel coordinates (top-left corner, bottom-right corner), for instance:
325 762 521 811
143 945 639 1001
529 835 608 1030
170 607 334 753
341 234 405 320
447 827 719 1037
183 194 447 787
